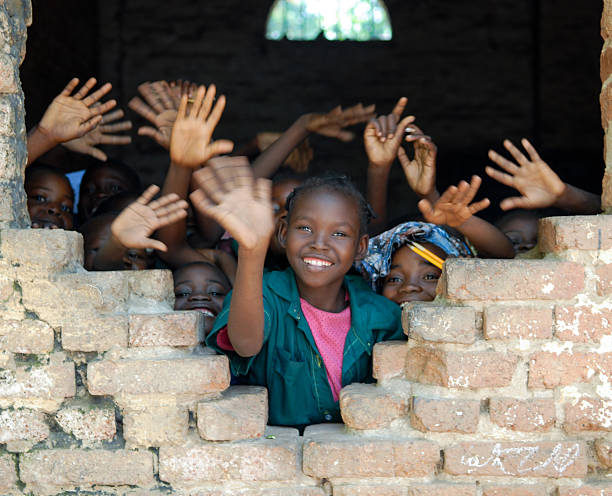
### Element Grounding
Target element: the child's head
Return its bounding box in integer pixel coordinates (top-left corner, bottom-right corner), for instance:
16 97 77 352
495 210 540 254
94 191 140 216
78 159 141 222
25 164 74 230
173 261 231 337
269 172 306 255
79 213 154 271
279 176 371 290
360 222 473 305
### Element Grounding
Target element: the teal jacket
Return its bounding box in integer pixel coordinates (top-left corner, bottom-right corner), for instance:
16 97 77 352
206 267 403 427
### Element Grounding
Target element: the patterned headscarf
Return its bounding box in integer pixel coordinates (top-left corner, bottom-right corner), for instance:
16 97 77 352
359 222 474 291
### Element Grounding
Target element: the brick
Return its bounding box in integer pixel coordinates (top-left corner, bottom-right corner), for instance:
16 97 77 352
528 352 612 388
129 311 203 347
444 441 587 477
339 383 407 430
20 449 155 490
159 428 299 482
439 259 584 301
0 453 18 493
604 0 612 40
372 341 406 381
0 360 75 411
411 397 480 433
484 305 553 340
604 84 612 129
603 40 612 83
198 385 267 440
539 216 612 252
179 489 324 496
406 347 519 388
0 408 49 443
595 439 612 467
333 485 476 496
489 398 555 432
483 487 547 496
126 269 174 305
55 402 116 441
302 424 439 478
62 314 128 352
87 354 230 396
555 305 612 342
403 303 477 344
0 53 18 93
564 397 612 433
0 318 54 353
558 486 612 496
123 405 188 447
596 263 612 295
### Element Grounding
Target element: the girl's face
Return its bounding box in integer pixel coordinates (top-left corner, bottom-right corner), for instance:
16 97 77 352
279 189 368 291
79 168 131 220
26 173 74 230
382 243 446 305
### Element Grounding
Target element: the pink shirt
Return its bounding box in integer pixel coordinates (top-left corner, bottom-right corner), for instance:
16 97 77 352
300 297 351 401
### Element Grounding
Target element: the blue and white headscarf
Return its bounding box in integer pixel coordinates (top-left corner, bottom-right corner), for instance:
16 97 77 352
359 221 474 292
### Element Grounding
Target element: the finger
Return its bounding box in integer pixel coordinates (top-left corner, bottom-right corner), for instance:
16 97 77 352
397 146 410 168
60 78 80 96
500 196 530 211
100 120 132 133
336 130 354 142
199 84 216 120
79 115 103 135
503 139 531 168
82 82 113 107
376 116 388 139
206 93 226 129
254 178 272 203
99 134 131 145
90 99 117 117
189 189 219 216
152 81 174 110
487 149 520 174
391 96 408 120
388 115 416 147
148 194 183 213
521 138 542 162
85 145 108 162
156 208 188 231
138 82 165 114
207 138 235 157
144 239 169 253
367 118 382 137
385 113 398 138
213 156 253 192
192 164 223 203
136 185 161 205
101 109 125 124
438 184 457 204
469 197 490 215
73 77 97 99
128 97 158 124
417 198 435 220
453 179 473 206
190 85 206 118
484 166 515 188
462 175 482 205
177 93 188 120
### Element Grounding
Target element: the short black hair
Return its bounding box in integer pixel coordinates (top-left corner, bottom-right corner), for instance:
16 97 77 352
79 159 142 197
25 163 74 197
173 261 231 288
285 175 373 235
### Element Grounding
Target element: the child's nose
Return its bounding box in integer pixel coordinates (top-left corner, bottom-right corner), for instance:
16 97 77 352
399 279 422 294
189 293 210 301
47 204 61 216
310 232 328 249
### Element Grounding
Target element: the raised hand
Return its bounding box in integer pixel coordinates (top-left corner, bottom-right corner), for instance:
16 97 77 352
62 109 132 161
398 124 437 199
486 138 566 211
190 156 274 251
364 97 415 169
169 84 234 168
304 103 376 142
111 185 189 252
37 78 117 145
418 175 490 227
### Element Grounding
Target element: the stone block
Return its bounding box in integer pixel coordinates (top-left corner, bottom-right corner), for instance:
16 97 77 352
0 53 18 93
0 453 18 494
489 398 555 432
596 438 612 468
61 314 128 352
126 269 174 305
55 401 116 441
197 385 267 441
484 305 553 340
555 305 612 342
0 318 54 353
372 341 406 382
558 486 612 496
539 215 612 252
129 311 202 347
411 397 480 433
596 263 612 295
406 347 519 388
439 259 584 301
444 441 587 477
564 397 612 433
0 408 49 443
333 485 476 496
123 405 188 447
339 383 407 430
483 487 547 496
403 303 477 344
528 352 612 388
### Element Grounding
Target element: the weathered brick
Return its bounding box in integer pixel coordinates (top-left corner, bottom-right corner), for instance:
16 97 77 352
484 305 553 340
302 424 439 478
55 402 116 441
176 488 324 496
406 347 519 388
0 318 54 353
539 216 612 252
129 311 202 347
333 485 476 496
444 441 587 477
555 305 612 342
0 453 18 494
0 53 19 94
596 438 612 468
87 354 230 396
489 398 555 432
123 405 188 447
61 314 128 352
596 263 612 295
411 397 480 433
564 397 612 433
558 486 612 496
126 269 174 305
604 0 612 40
439 259 584 301
159 428 298 482
20 449 155 490
602 40 612 83
403 303 477 344
339 383 407 430
483 487 547 496
372 341 406 382
528 352 612 388
0 408 49 443
197 385 267 441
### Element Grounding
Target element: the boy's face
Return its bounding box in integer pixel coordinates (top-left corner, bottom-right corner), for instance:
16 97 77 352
26 173 74 230
174 264 230 336
381 243 446 305
79 168 131 220
500 216 538 254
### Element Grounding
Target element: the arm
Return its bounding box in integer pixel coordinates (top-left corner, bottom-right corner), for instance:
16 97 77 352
486 138 600 214
28 78 116 165
252 103 375 179
190 159 275 357
418 176 515 259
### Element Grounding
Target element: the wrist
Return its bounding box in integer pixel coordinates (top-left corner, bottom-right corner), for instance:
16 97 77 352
367 160 392 173
30 125 59 148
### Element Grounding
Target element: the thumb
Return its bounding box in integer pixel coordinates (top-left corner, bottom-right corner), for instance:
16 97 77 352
417 198 434 220
336 130 354 142
86 145 108 162
208 139 235 157
500 196 528 211
143 238 168 252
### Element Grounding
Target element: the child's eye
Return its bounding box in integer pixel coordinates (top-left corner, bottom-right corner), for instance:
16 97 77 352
61 205 72 213
209 291 226 297
174 288 191 297
332 231 347 237
385 275 403 284
31 195 46 202
296 225 312 233
424 273 440 281
109 184 123 194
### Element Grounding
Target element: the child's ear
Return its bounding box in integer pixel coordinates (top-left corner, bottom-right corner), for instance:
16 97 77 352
277 217 288 248
354 233 369 262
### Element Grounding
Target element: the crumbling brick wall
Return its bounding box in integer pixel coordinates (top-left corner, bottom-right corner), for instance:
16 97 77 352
2 1 612 495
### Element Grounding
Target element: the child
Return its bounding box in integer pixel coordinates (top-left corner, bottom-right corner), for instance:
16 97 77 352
189 160 403 428
25 164 74 230
495 210 540 255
